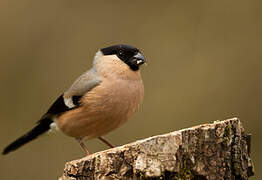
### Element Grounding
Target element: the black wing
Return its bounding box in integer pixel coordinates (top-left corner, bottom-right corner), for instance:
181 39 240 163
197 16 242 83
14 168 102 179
2 69 101 155
45 94 82 115
2 94 82 155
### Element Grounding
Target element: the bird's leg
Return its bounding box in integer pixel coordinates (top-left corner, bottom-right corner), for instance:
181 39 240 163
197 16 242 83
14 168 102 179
98 136 115 148
76 137 90 155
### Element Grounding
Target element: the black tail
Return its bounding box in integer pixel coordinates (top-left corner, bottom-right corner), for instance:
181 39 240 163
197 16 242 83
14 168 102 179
2 118 53 155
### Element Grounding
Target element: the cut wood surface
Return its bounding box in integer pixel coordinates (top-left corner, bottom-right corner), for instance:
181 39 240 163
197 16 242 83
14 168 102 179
61 118 254 180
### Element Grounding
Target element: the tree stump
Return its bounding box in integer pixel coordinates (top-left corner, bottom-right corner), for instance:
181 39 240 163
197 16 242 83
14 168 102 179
61 118 254 180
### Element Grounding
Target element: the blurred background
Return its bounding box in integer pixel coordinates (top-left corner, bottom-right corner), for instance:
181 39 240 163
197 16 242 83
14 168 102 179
0 0 261 179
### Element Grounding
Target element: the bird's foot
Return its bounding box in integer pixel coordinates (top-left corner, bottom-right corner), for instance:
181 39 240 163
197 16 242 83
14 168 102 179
76 137 90 156
98 136 115 148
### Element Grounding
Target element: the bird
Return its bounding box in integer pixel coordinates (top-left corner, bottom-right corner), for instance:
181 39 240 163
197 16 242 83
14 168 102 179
2 44 146 155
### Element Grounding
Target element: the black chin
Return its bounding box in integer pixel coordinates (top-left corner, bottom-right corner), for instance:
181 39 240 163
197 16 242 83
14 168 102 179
129 64 139 71
126 59 141 71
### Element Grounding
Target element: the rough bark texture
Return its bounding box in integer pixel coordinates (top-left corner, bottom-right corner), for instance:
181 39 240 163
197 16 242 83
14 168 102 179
61 118 254 180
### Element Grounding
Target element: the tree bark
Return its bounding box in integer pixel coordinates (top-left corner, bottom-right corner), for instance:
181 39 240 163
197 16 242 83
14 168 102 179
61 118 254 180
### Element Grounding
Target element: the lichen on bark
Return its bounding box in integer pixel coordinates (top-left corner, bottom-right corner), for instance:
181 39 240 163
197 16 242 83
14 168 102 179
61 118 254 180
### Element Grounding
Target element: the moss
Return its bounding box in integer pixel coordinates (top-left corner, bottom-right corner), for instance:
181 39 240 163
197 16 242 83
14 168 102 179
173 169 194 180
172 156 194 180
135 170 145 179
224 124 232 142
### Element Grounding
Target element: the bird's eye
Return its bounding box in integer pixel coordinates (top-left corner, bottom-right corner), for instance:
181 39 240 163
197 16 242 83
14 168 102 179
118 50 123 56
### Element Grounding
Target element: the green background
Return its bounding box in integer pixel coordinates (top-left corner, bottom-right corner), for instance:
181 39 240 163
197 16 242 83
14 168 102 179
0 0 261 179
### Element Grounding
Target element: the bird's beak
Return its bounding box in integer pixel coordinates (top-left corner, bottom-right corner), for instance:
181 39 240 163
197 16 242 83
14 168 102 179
133 52 146 65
